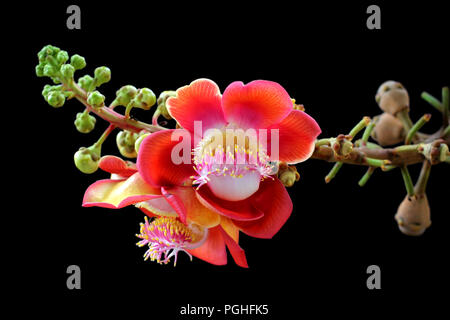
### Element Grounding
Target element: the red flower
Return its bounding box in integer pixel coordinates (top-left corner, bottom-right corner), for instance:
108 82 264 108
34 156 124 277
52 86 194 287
83 79 321 267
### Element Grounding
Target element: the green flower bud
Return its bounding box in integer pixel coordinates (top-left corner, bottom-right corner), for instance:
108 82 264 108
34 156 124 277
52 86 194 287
94 66 111 86
74 146 100 174
57 50 69 64
74 112 96 133
60 64 75 79
42 84 52 97
87 91 105 109
133 88 157 110
43 64 56 77
70 54 86 70
134 133 150 153
36 63 45 77
157 91 176 119
115 85 137 106
46 91 65 108
78 75 95 92
116 130 139 158
38 45 60 63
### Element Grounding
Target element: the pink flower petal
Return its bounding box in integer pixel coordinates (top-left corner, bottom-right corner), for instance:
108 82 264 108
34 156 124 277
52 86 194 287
166 79 227 134
195 185 264 221
219 226 248 268
82 173 162 209
187 226 227 266
137 129 196 188
222 80 293 129
267 110 321 163
135 197 178 217
161 186 221 228
98 155 137 177
233 178 293 239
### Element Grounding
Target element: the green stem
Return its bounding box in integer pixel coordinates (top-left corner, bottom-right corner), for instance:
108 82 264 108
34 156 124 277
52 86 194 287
358 167 375 187
361 121 375 145
421 91 443 112
414 160 431 196
348 116 371 140
365 158 385 167
400 166 415 198
443 87 449 127
315 138 332 147
444 125 450 137
396 109 413 133
405 114 431 145
325 162 343 183
93 124 115 148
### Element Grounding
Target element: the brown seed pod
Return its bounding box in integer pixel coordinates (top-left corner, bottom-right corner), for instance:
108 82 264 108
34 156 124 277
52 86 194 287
395 194 431 236
371 113 405 146
375 81 410 115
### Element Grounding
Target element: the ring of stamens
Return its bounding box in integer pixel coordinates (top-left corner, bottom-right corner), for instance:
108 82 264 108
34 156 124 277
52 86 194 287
192 129 274 188
136 216 205 266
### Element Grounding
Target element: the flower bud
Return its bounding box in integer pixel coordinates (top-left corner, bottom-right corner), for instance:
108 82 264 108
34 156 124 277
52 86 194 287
87 91 105 109
376 81 409 115
277 163 300 187
46 91 65 108
70 54 86 70
78 75 95 92
74 146 100 174
116 130 139 158
134 133 150 153
74 112 96 133
115 85 138 106
35 63 45 77
60 64 75 79
94 66 111 86
43 64 56 77
157 91 176 119
395 194 431 236
56 50 69 64
371 113 405 146
133 88 157 110
38 45 60 63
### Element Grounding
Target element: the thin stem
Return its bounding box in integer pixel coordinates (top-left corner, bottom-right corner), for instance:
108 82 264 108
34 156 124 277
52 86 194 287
421 91 443 112
358 166 375 187
414 160 431 196
405 114 431 145
325 162 343 183
62 80 165 133
365 158 385 167
400 166 415 198
361 121 375 146
93 124 115 148
348 116 371 140
444 125 450 137
152 107 162 126
443 87 449 127
396 109 414 133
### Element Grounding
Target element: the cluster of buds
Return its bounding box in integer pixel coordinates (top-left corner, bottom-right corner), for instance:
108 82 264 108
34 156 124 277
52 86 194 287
36 45 164 175
372 81 410 146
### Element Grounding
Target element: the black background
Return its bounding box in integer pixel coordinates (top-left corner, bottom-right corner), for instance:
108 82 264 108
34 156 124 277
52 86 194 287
24 0 448 317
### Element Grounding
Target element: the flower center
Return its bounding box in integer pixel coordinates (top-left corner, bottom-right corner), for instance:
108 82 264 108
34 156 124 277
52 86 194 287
136 216 206 266
192 128 274 201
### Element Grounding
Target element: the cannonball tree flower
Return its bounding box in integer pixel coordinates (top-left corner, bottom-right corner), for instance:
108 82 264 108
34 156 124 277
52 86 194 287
137 80 320 257
83 79 320 267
